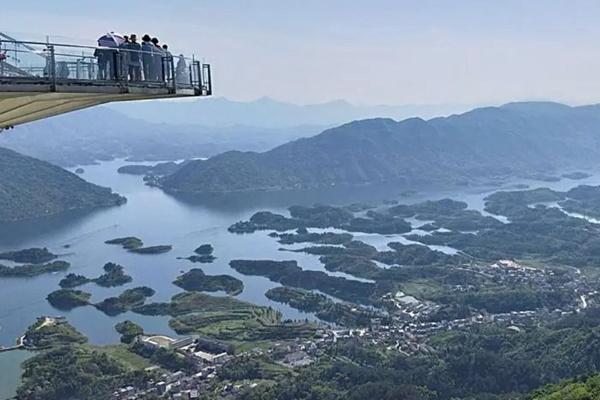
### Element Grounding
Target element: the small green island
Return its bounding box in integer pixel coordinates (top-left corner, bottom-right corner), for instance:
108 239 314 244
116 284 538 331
94 262 133 287
173 268 244 295
0 247 58 264
272 228 353 245
194 244 214 255
179 243 216 264
47 289 92 310
95 286 156 316
59 273 91 288
128 245 172 254
179 243 217 263
58 263 132 289
0 260 69 277
105 236 143 250
105 236 172 254
180 254 216 263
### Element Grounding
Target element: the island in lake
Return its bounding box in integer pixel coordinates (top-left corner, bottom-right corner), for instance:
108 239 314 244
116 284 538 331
179 243 216 263
174 268 243 295
105 236 172 254
105 236 143 250
57 262 132 288
95 287 156 316
129 245 172 254
47 289 92 310
0 261 70 278
0 247 57 264
93 262 133 287
59 273 91 288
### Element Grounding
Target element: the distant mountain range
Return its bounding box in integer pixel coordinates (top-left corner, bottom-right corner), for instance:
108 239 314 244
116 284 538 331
0 107 318 167
108 96 469 128
0 147 124 222
158 102 600 194
0 97 468 168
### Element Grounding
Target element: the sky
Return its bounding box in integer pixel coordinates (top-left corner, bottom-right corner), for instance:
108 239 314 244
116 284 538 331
4 0 600 106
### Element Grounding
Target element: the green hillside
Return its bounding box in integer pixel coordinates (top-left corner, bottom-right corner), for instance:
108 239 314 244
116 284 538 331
0 146 125 221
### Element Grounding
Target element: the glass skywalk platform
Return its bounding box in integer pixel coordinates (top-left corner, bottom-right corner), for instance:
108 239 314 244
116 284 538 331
0 33 212 129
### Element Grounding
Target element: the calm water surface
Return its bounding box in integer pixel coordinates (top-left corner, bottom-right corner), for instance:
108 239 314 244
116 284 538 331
2 160 600 399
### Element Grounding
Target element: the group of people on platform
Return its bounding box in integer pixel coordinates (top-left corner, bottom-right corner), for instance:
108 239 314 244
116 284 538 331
94 33 189 84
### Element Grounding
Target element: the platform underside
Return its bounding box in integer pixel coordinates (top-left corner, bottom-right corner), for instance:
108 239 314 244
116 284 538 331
0 80 200 128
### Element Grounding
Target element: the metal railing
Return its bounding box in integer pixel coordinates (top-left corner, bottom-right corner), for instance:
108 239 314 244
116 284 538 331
0 35 211 95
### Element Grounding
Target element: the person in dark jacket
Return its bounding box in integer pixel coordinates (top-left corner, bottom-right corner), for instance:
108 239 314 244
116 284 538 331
94 46 111 80
118 35 130 80
126 34 142 81
162 44 173 82
151 37 164 81
162 44 172 58
141 34 153 81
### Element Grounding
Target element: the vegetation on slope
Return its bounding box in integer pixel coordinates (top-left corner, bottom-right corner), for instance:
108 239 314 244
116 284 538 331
174 268 244 295
0 146 125 221
160 103 600 193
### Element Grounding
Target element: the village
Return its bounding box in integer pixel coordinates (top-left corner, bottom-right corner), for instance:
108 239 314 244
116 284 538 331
104 258 598 399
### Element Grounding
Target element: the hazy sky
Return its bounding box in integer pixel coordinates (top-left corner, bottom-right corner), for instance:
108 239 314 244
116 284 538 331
4 0 600 106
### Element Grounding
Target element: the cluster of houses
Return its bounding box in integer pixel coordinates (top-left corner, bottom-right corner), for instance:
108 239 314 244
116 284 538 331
112 335 230 399
140 335 232 365
381 291 440 320
109 257 599 399
113 368 212 400
110 333 334 399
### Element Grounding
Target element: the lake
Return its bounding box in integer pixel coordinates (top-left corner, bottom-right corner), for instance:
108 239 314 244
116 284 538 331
2 159 600 398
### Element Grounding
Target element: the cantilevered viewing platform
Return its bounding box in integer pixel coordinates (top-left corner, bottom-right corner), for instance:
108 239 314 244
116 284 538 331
0 32 212 129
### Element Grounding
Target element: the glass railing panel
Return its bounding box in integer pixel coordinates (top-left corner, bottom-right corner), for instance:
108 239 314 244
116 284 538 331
0 40 47 78
0 35 211 94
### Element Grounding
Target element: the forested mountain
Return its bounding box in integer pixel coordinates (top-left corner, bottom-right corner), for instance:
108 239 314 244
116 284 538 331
0 147 125 222
159 102 600 194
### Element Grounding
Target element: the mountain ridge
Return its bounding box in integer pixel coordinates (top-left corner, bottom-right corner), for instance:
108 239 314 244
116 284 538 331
158 102 600 194
107 96 470 128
